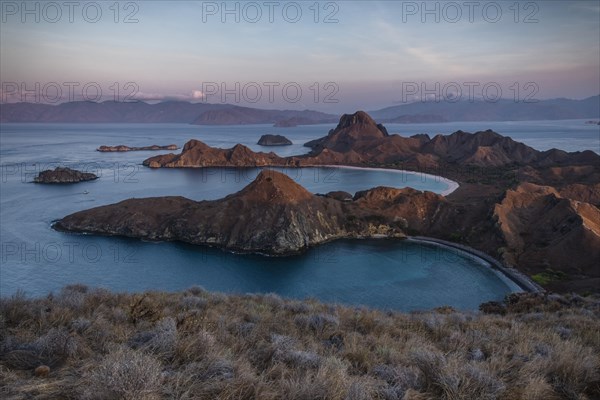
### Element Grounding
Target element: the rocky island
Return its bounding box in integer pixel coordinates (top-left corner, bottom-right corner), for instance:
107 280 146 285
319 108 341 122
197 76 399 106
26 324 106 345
143 140 286 168
54 170 414 254
257 134 292 146
33 167 98 184
97 144 178 152
78 111 600 293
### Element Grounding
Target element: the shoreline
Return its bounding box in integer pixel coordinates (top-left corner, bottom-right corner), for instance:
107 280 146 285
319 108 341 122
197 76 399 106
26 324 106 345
406 236 543 294
285 164 460 196
150 164 461 196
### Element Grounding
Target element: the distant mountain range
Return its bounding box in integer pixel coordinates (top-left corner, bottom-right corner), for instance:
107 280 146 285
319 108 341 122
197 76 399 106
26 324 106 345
369 95 600 122
1 96 598 124
0 101 337 125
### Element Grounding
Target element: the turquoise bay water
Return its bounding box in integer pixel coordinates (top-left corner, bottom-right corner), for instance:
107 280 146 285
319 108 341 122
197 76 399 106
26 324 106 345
3 120 594 309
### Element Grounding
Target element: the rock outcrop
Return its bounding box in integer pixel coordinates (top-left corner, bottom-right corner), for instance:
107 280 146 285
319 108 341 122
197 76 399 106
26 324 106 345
97 144 178 152
33 167 98 184
257 134 292 146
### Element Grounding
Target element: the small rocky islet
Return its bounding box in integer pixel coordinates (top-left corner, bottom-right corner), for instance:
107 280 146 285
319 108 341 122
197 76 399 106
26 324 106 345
257 134 293 146
97 144 178 152
33 167 98 184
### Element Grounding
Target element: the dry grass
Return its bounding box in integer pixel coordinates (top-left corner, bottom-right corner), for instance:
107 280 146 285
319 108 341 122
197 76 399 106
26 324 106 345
1 285 599 399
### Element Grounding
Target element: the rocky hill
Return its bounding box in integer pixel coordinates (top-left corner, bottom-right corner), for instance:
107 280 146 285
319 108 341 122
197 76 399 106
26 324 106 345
143 140 287 168
493 183 600 286
143 111 599 172
302 113 599 169
54 170 413 255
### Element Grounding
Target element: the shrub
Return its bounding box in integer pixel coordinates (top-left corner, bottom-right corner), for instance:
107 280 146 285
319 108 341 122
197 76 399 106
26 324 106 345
180 295 207 310
295 313 339 333
185 285 208 296
71 317 92 334
129 317 177 359
32 327 78 359
277 349 321 369
345 381 371 400
56 285 88 310
174 330 217 363
81 347 162 400
284 301 311 314
128 294 162 325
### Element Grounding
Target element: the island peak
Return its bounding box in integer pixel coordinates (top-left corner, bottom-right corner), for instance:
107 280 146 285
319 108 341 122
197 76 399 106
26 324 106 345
235 170 313 203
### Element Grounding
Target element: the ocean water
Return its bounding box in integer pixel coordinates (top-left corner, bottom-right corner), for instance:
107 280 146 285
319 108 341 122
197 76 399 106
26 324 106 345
2 120 595 310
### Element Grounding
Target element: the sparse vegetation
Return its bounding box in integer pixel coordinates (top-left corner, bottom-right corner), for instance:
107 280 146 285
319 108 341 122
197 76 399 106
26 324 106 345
1 285 599 399
532 269 569 286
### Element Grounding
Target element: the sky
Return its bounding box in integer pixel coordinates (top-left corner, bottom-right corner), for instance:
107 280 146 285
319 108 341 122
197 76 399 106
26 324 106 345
1 0 599 113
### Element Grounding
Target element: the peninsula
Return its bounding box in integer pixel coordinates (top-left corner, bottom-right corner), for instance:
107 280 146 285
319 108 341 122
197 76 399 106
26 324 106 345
54 170 413 255
97 144 178 152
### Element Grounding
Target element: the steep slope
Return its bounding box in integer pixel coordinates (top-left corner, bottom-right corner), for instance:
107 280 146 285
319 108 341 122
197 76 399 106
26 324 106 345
493 183 600 277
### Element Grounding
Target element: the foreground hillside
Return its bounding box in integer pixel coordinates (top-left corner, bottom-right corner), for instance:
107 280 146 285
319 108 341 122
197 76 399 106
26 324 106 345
1 286 599 399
